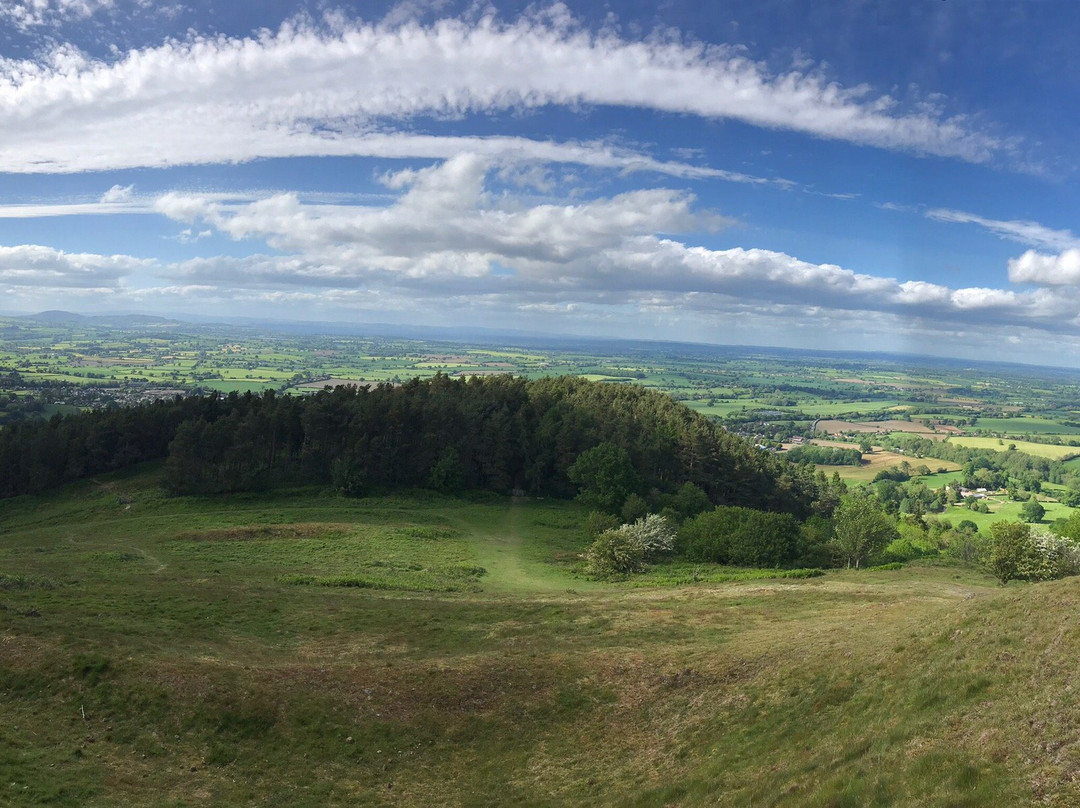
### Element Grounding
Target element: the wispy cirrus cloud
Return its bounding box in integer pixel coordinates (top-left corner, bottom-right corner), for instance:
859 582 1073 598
927 208 1080 252
0 6 1008 174
925 208 1080 289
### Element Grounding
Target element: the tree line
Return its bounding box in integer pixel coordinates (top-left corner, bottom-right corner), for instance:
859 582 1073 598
0 375 833 517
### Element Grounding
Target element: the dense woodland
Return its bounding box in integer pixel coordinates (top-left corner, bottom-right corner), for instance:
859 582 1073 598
0 375 832 517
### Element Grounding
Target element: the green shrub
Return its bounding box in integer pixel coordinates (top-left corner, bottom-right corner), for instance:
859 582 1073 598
620 493 649 523
568 443 640 513
583 510 620 540
796 514 836 568
678 506 800 567
880 537 939 564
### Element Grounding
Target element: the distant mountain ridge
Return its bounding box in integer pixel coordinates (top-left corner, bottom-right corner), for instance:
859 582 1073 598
21 310 183 327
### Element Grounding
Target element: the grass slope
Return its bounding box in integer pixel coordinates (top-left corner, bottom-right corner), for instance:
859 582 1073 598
0 466 1077 805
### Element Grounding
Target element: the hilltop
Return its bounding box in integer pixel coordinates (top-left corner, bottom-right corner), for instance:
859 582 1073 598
1 464 1079 806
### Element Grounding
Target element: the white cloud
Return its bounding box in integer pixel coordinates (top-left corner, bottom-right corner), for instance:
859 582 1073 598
0 8 1006 173
100 183 133 203
1 0 114 29
0 244 148 287
1008 249 1080 286
158 153 722 278
926 208 1080 252
6 155 1078 350
141 156 1079 337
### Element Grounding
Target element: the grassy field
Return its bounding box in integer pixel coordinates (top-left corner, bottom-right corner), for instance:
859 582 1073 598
825 451 962 483
942 496 1074 532
914 469 967 489
4 467 1080 805
972 417 1080 435
946 437 1080 460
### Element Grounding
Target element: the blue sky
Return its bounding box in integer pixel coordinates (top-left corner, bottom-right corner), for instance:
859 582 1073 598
2 1 1080 362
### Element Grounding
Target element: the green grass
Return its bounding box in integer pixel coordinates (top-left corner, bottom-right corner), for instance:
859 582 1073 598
972 417 1080 435
946 436 1080 460
914 469 967 489
0 467 1076 805
943 496 1074 531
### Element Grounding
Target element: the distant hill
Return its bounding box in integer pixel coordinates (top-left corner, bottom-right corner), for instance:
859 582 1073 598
21 310 182 327
23 309 86 323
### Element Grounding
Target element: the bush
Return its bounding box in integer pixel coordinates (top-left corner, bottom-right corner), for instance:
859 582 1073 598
585 528 646 577
945 529 989 564
672 482 712 520
988 522 1031 584
620 493 649 523
879 537 938 564
428 447 465 493
987 522 1080 584
583 510 620 540
568 443 640 513
796 514 836 568
583 514 676 577
679 506 800 567
1021 528 1080 581
628 514 676 558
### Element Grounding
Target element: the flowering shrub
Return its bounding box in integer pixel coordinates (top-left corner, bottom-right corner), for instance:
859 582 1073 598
584 514 675 577
1019 528 1080 581
988 522 1080 584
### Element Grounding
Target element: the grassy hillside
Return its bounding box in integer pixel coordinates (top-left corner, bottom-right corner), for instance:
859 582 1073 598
2 465 1079 805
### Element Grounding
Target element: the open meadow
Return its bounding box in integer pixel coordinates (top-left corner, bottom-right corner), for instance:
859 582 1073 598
945 437 1080 461
3 465 1080 806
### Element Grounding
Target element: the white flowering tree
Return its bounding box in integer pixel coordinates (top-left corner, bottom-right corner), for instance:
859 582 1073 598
584 514 675 577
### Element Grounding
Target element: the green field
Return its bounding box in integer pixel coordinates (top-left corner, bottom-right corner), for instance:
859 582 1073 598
4 466 1080 805
824 453 962 484
946 437 1080 460
914 469 966 489
942 496 1074 531
972 417 1080 435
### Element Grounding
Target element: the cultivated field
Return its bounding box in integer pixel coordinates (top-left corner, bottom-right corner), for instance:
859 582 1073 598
803 445 962 483
817 419 961 439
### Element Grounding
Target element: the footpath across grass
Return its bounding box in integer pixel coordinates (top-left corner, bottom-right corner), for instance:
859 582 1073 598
0 467 1077 805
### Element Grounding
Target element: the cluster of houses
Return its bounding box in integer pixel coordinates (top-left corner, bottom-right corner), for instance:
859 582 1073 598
949 484 993 500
